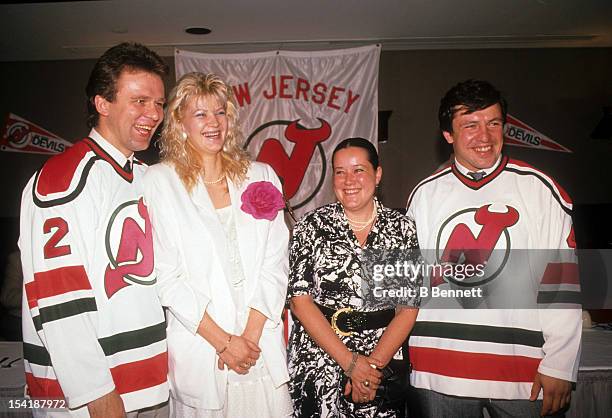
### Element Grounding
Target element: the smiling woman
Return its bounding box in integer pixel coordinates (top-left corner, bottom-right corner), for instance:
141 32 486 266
287 137 421 417
142 72 293 417
332 139 381 233
181 94 228 161
159 72 250 193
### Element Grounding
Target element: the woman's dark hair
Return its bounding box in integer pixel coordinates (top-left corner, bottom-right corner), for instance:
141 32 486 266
332 137 379 169
85 42 169 129
438 79 507 133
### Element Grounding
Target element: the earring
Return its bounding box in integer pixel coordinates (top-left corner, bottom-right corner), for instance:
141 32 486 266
181 131 187 141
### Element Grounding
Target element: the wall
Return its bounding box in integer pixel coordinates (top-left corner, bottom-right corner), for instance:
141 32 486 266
0 48 610 221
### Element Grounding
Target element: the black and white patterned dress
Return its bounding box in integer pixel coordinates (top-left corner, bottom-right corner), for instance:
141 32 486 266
287 200 420 417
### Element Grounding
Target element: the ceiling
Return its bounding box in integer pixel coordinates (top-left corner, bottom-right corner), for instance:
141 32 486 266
1 0 611 62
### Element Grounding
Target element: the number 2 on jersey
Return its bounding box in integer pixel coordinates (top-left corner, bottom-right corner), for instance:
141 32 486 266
43 217 71 259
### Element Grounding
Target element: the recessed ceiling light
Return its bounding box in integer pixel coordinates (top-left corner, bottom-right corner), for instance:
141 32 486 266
185 27 211 35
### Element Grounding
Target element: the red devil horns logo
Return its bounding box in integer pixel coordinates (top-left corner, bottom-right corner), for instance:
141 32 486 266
104 198 155 298
433 204 519 287
256 119 331 199
443 205 519 264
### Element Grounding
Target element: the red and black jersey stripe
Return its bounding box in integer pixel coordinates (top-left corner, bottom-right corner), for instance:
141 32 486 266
410 346 541 382
26 265 97 330
24 320 167 396
111 352 168 395
411 321 545 348
33 157 98 208
24 321 166 367
410 321 545 383
26 266 92 308
33 138 138 208
25 352 167 398
505 158 572 217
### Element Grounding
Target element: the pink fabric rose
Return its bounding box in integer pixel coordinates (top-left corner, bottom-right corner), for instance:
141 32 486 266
240 181 285 221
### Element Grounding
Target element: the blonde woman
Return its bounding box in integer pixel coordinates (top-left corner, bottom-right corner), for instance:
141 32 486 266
143 73 292 417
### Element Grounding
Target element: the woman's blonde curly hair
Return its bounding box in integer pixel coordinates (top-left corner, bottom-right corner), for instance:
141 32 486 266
159 72 250 192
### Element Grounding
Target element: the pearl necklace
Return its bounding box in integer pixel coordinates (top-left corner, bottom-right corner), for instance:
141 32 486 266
202 174 225 185
345 202 377 231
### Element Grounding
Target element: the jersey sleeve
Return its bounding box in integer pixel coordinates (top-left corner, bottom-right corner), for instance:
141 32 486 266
246 164 290 326
405 191 416 220
536 179 581 382
405 186 425 250
19 174 115 408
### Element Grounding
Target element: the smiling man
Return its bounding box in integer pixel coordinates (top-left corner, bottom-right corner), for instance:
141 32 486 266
19 43 170 417
406 80 581 417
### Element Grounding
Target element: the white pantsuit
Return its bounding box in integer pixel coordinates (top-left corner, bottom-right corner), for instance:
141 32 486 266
143 161 290 414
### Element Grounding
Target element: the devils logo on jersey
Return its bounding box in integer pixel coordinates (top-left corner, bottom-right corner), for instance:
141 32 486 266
104 198 155 298
434 204 519 287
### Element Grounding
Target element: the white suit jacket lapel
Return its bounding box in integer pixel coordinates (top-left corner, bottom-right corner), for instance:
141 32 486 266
190 181 233 282
228 178 257 284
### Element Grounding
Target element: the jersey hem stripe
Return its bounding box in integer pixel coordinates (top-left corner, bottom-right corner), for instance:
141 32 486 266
410 346 540 382
411 321 545 347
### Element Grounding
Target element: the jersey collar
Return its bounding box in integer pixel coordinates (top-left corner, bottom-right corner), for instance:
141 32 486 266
451 155 507 190
84 129 135 181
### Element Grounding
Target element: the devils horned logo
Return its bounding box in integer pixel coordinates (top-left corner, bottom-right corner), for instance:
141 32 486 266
245 119 331 210
104 198 155 298
7 122 30 149
434 204 519 287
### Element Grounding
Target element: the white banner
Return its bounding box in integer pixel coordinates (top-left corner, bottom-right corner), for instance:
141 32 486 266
175 45 381 219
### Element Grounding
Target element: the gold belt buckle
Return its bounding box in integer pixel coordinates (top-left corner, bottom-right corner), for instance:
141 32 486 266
331 307 353 337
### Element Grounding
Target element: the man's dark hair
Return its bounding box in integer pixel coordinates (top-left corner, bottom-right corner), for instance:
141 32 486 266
85 42 169 128
332 137 379 169
438 79 507 133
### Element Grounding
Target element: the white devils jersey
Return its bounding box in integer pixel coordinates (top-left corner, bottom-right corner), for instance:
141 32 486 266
19 135 168 411
406 156 581 400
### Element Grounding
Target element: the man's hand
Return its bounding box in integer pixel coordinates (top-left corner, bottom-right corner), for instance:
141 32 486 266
529 372 571 416
87 390 126 418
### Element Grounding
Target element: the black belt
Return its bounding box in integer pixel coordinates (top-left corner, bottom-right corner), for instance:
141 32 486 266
316 303 395 337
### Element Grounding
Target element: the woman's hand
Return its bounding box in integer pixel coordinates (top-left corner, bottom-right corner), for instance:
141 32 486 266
241 308 266 346
197 312 262 374
290 296 386 403
369 307 418 367
344 355 383 403
217 335 261 374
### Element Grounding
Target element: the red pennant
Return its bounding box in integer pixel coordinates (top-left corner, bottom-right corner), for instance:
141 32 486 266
504 114 572 153
1 113 72 155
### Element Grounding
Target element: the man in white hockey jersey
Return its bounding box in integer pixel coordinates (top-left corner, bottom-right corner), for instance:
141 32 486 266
20 43 170 417
406 80 580 417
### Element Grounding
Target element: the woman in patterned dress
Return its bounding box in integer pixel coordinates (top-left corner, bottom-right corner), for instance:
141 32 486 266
287 137 421 417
